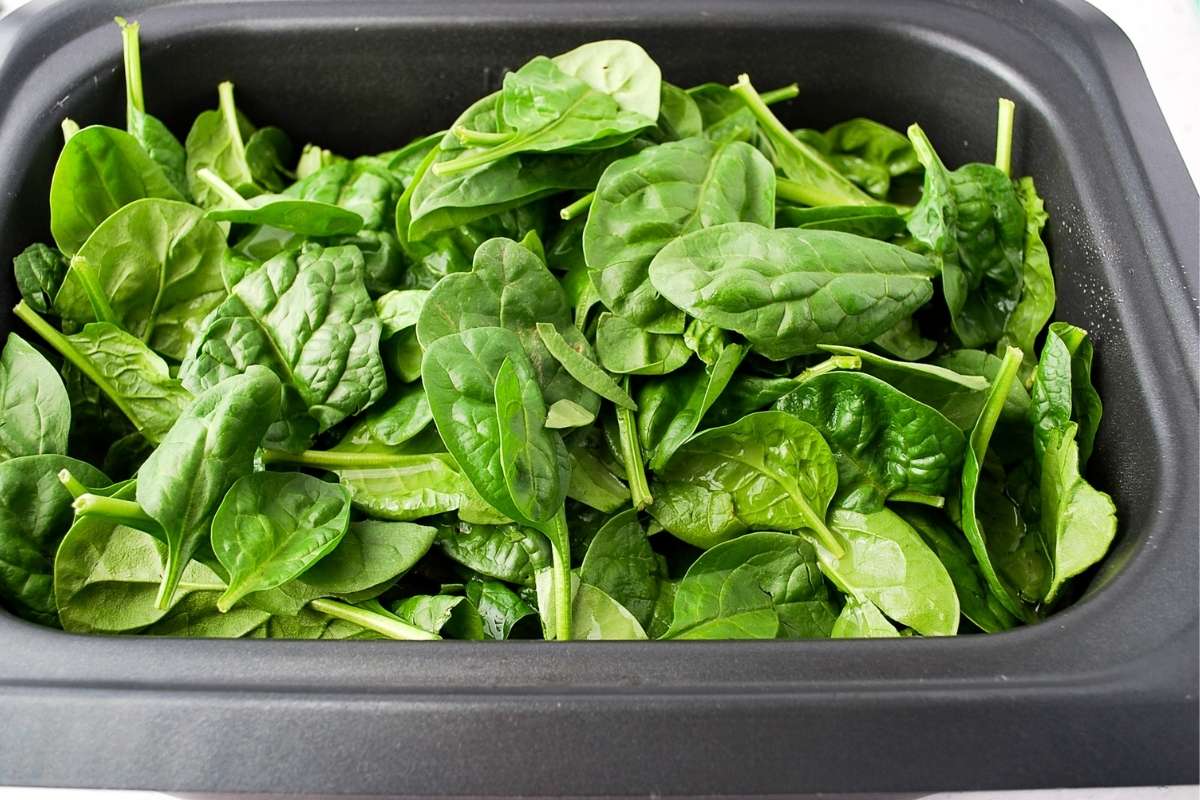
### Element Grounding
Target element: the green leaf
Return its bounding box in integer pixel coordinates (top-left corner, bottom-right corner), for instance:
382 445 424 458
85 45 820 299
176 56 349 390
831 596 899 638
142 591 271 638
299 521 437 596
288 157 399 231
1030 322 1102 466
137 366 282 607
775 371 964 512
337 383 432 449
650 223 938 359
687 83 758 145
50 125 186 256
584 138 776 331
56 198 228 360
375 290 429 337
1039 423 1117 603
594 313 692 375
650 411 841 553
495 356 567 524
0 455 108 623
776 204 906 240
567 444 630 513
579 509 663 628
0 335 71 460
650 82 703 142
244 127 294 193
180 243 386 433
997 177 1055 364
116 17 189 197
392 594 482 639
13 243 69 314
871 316 937 361
535 571 647 640
184 82 259 207
536 322 636 410
466 578 538 639
325 452 470 520
438 521 551 587
212 471 352 611
206 196 364 236
795 117 919 199
665 532 833 640
545 399 596 429
820 508 960 636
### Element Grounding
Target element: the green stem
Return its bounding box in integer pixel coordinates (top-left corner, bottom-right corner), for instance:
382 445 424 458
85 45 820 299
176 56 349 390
116 16 145 118
13 301 153 441
759 83 800 105
797 498 844 559
61 118 80 143
994 98 1015 177
217 81 247 156
545 509 573 642
310 598 441 641
559 191 595 221
261 448 411 469
453 126 516 146
73 493 161 536
889 491 946 508
615 381 653 510
774 177 814 206
794 354 861 383
69 256 118 324
432 129 533 176
196 168 251 209
58 469 90 499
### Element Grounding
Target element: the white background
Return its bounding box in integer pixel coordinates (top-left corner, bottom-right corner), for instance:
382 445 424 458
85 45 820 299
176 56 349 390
0 0 1195 798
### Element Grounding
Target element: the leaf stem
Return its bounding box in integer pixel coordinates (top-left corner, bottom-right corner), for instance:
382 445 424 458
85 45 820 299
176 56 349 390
616 380 653 510
889 491 946 508
794 354 861 383
217 81 247 157
546 509 573 642
69 255 118 324
994 98 1015 177
61 118 80 143
58 469 90 499
116 16 145 116
261 448 417 469
13 301 154 442
453 126 516 146
774 177 815 206
196 167 251 209
759 83 800 105
72 493 162 537
559 191 595 221
309 598 441 640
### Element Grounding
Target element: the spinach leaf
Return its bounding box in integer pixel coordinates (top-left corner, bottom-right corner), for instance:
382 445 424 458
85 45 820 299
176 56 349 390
137 366 282 607
535 571 647 640
466 577 539 639
180 243 386 433
375 290 429 337
959 347 1030 619
650 411 842 554
567 444 630 513
793 118 919 200
15 305 191 445
907 124 1025 347
212 471 352 610
244 127 295 193
289 158 399 231
775 371 964 511
997 177 1055 365
495 356 569 525
819 508 959 636
417 237 598 413
184 82 261 207
579 509 663 628
872 316 937 361
299 521 437 596
665 532 834 640
1030 322 1102 466
337 383 432 449
638 344 746 471
50 125 185 255
536 322 636 410
649 223 938 359
438 521 551 587
0 455 108 624
831 596 899 638
594 313 692 375
116 17 189 197
1039 422 1117 603
206 194 364 236
731 75 876 206
13 243 69 314
651 82 703 142
0 335 71 460
143 591 271 638
776 204 906 240
392 594 483 639
584 138 776 331
55 198 228 360
687 83 758 145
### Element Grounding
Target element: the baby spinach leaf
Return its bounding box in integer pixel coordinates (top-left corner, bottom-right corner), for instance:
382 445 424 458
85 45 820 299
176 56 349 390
831 596 899 638
438 521 551 587
0 335 71 461
959 347 1030 619
650 411 841 553
567 445 630 512
594 312 692 375
375 290 429 337
997 177 1055 365
495 356 568 525
299 521 436 596
392 594 483 639
50 125 185 255
536 322 636 410
638 344 747 471
244 127 295 193
682 318 727 366
731 75 876 206
665 532 832 640
184 81 260 207
0 455 108 624
212 471 352 610
180 243 386 432
819 508 959 636
546 399 597 429
793 118 919 200
579 509 663 628
584 137 776 331
649 223 938 359
651 82 703 142
288 158 399 231
13 243 69 314
775 371 964 512
535 571 647 640
687 82 758 145
872 316 937 361
137 366 281 608
906 124 1025 348
116 17 189 197
900 507 1018 633
56 198 228 360
1039 422 1117 603
206 195 364 236
551 40 662 120
1030 322 1102 466
338 383 432 449
776 204 906 240
466 578 538 639
142 591 271 638
967 473 1050 605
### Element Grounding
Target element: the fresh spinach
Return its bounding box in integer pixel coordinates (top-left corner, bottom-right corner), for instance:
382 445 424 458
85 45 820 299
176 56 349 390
0 335 71 461
13 243 69 314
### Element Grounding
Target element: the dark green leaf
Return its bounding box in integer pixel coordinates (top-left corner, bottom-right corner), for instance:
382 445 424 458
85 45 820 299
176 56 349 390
0 335 71 460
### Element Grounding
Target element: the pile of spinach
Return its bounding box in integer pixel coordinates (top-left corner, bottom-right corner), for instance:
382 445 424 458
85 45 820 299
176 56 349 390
0 25 1118 641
